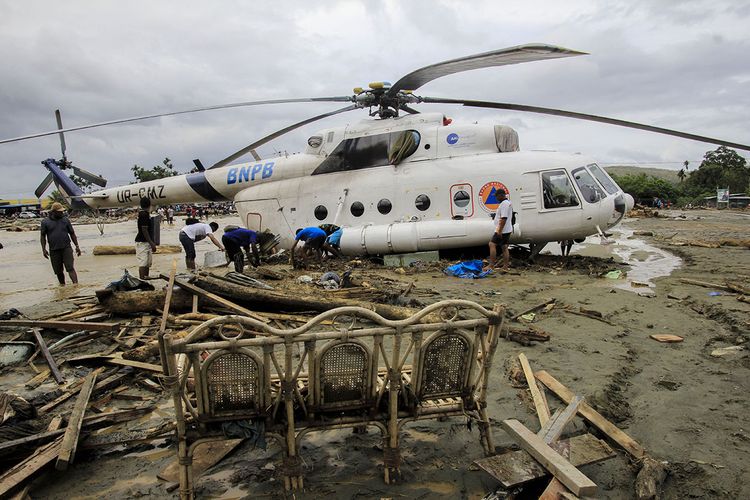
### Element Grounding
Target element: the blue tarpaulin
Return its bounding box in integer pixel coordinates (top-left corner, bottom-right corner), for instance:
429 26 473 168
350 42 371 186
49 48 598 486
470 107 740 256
444 260 492 279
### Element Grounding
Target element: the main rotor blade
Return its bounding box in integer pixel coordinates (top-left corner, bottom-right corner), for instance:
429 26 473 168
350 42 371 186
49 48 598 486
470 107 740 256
35 173 54 198
0 96 354 145
421 97 750 152
72 166 107 187
55 109 67 159
387 44 585 97
209 104 358 169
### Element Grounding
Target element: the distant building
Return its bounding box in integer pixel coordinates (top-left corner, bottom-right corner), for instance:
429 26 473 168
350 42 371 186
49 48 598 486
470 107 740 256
0 198 49 215
703 193 750 209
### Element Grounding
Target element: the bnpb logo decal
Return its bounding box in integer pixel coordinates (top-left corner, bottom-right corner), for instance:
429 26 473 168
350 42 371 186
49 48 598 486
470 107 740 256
446 133 459 145
478 181 508 213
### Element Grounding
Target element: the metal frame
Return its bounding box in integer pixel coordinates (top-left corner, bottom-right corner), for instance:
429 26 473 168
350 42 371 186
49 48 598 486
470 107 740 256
164 299 505 498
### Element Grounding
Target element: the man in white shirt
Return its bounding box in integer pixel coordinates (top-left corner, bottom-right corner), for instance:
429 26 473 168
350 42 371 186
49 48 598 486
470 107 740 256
179 221 224 270
489 190 513 271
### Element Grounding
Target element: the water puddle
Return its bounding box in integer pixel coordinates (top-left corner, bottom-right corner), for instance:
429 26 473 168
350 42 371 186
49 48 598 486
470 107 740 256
546 223 682 294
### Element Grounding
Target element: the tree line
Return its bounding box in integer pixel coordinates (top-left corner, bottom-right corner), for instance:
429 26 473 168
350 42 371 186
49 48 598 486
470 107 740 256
610 146 749 206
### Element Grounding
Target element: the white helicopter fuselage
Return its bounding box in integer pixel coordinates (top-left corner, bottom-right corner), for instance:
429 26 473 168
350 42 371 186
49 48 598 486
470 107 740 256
84 113 630 254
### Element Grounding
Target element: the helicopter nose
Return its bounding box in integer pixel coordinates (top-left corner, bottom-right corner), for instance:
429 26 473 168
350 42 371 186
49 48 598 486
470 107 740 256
623 193 635 212
605 194 627 228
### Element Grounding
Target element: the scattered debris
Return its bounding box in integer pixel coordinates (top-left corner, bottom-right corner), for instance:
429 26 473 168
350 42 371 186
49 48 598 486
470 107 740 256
710 346 745 358
650 334 684 343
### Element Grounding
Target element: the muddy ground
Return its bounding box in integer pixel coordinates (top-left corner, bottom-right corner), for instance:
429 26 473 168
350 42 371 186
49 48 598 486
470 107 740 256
1 209 748 499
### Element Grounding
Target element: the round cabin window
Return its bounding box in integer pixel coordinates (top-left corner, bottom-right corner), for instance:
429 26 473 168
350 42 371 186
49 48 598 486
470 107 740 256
377 199 392 214
314 205 328 220
415 194 431 211
453 190 470 208
350 201 365 217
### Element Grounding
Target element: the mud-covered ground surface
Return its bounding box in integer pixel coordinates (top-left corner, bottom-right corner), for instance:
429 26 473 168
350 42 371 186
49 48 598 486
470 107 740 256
1 209 748 499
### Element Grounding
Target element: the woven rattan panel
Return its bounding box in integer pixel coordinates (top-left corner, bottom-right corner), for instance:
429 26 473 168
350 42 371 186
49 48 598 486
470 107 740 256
320 343 367 404
206 352 260 415
421 333 469 399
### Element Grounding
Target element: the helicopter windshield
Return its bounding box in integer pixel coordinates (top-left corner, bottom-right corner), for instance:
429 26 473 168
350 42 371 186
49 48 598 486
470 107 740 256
312 130 420 175
587 163 619 194
572 166 606 203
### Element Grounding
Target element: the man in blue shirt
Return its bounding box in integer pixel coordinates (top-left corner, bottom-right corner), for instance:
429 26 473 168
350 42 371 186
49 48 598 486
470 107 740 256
291 226 328 268
222 226 260 272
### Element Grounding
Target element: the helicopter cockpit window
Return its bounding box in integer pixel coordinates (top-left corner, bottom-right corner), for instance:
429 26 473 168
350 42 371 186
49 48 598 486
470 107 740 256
541 170 579 209
587 163 619 195
312 130 420 175
572 167 606 203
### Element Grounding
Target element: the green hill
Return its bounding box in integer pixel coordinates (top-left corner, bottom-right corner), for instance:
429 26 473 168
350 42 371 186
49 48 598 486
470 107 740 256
604 165 681 184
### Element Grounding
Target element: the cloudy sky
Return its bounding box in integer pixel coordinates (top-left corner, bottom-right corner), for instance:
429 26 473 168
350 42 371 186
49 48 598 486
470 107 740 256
1 0 748 198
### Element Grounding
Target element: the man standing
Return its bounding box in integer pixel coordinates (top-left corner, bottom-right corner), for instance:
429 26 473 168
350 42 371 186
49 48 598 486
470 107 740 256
40 202 81 285
488 190 513 271
222 226 261 272
179 221 224 270
135 197 157 279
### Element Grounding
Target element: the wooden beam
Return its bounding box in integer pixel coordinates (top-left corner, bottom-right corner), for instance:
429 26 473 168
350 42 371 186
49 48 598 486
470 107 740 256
0 436 63 497
0 320 120 332
535 370 647 459
518 353 550 426
679 278 733 292
168 276 269 323
539 395 584 443
106 357 163 373
475 433 615 488
31 329 64 385
56 371 98 470
502 419 597 496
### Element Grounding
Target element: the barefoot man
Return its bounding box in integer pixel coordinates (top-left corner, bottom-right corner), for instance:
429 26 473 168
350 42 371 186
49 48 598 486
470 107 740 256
488 189 513 271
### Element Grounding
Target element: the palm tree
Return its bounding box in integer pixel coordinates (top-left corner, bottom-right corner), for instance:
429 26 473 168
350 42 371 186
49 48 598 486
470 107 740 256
677 169 686 183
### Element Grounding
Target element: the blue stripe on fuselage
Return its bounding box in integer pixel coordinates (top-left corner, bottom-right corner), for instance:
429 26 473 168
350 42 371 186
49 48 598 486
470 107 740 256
186 172 229 201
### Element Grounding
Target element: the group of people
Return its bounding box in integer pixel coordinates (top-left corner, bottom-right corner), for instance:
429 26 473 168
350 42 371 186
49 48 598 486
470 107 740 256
38 189 571 285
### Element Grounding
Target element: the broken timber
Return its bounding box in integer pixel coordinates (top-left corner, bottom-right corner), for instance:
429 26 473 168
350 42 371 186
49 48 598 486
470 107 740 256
535 370 647 459
56 371 97 470
474 433 614 489
31 328 64 385
518 353 550 426
501 419 598 496
0 320 120 332
168 276 269 323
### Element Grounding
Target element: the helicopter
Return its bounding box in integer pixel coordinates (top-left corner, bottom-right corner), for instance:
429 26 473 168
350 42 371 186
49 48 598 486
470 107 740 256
3 43 749 256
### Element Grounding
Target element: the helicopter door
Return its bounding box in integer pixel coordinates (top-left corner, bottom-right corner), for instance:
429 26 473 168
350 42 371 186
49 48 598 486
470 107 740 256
246 212 262 231
450 183 474 218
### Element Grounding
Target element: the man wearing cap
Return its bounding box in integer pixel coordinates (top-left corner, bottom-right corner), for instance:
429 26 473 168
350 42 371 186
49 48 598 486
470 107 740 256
40 203 81 285
488 189 513 271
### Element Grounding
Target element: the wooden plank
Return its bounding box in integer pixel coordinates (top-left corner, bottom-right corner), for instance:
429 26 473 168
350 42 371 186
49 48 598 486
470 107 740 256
535 370 647 459
513 298 556 321
650 334 684 343
475 434 613 488
157 439 243 483
37 367 106 414
123 316 153 349
539 396 584 443
31 328 64 384
0 437 63 497
24 369 51 389
106 357 163 373
679 278 733 292
518 353 550 426
55 371 98 470
501 419 597 496
170 276 269 323
0 320 120 332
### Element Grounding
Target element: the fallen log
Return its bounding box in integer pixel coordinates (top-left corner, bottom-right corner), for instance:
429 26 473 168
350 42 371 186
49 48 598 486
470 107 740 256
192 274 429 321
123 329 191 362
96 288 194 314
92 244 182 255
506 325 550 344
635 456 668 500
